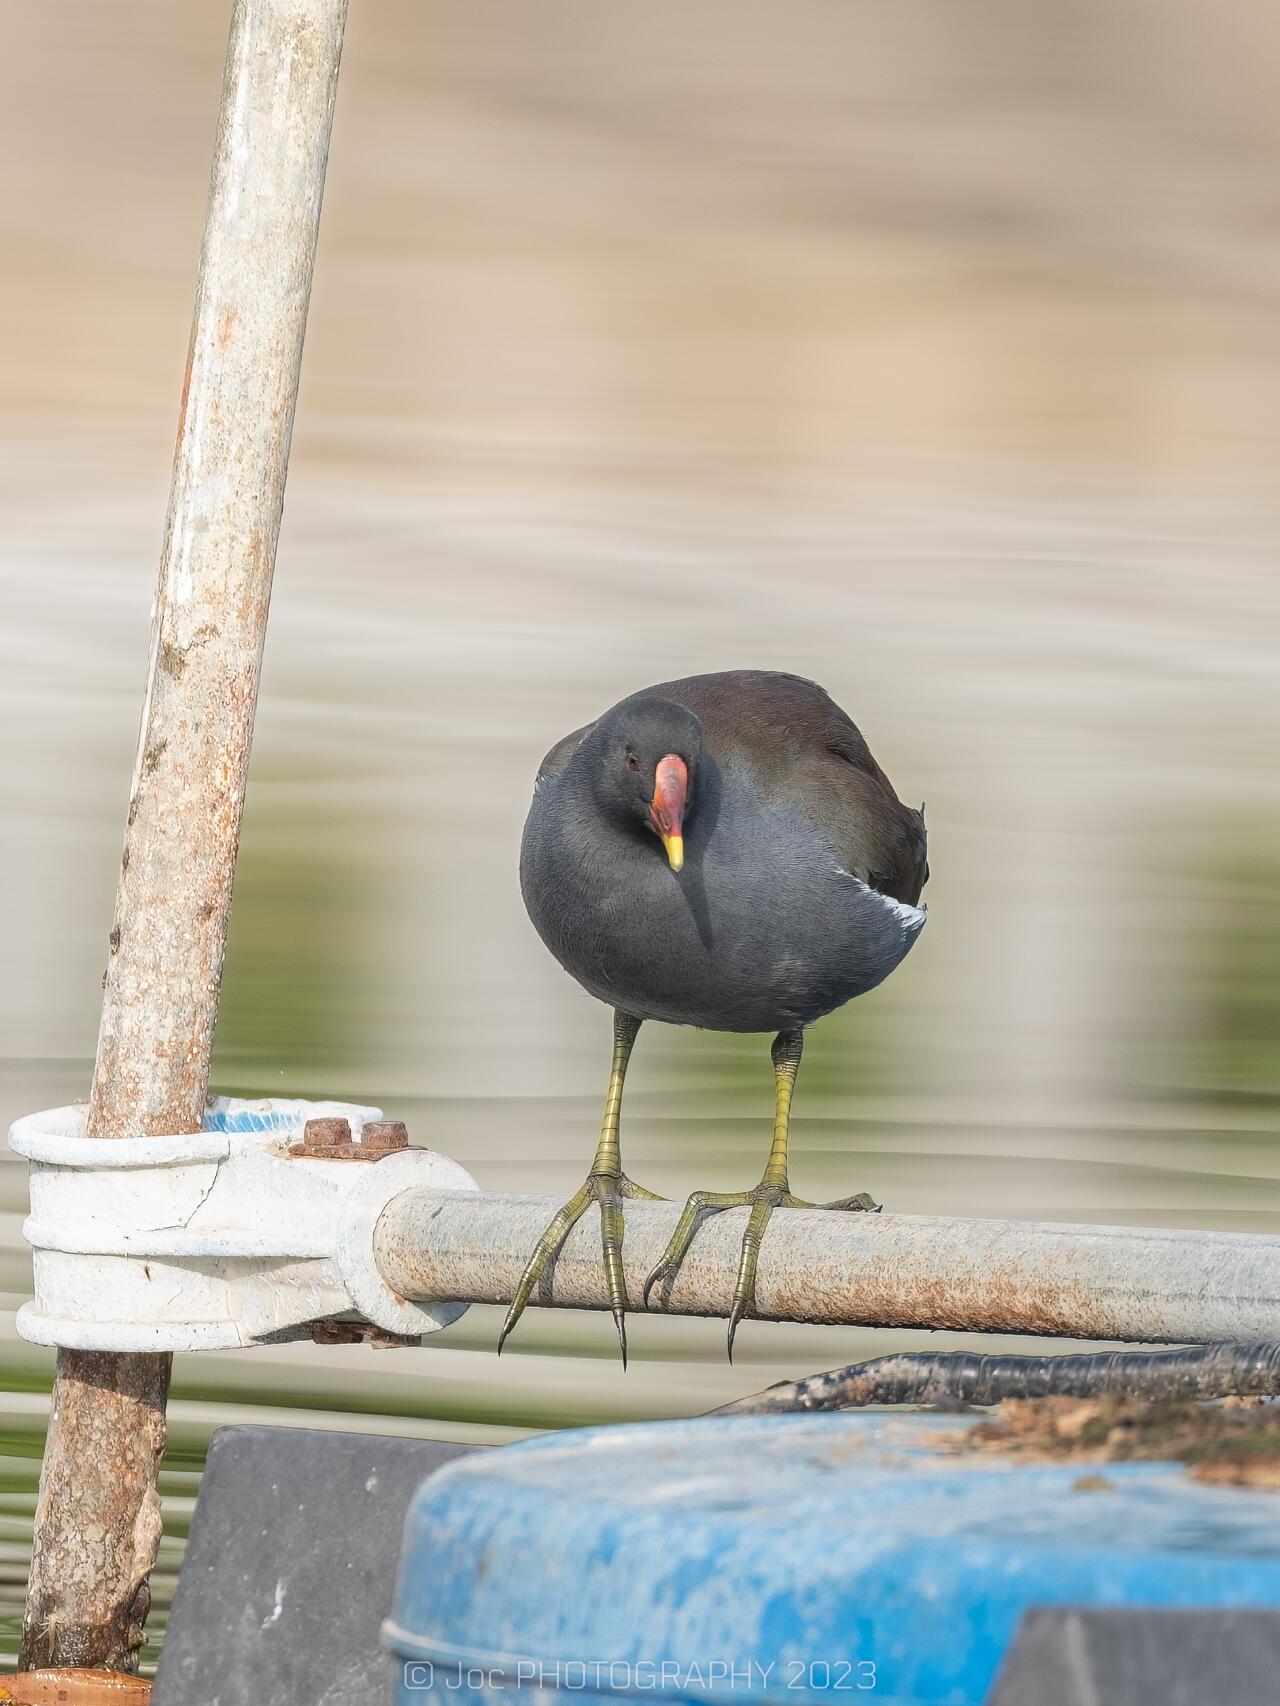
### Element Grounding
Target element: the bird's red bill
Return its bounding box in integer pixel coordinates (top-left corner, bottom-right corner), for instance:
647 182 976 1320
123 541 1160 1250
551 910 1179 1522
649 754 687 871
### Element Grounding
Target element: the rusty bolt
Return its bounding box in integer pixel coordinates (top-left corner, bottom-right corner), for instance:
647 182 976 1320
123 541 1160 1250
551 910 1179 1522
308 1318 420 1348
303 1116 351 1148
368 1328 421 1349
290 1115 410 1161
361 1119 409 1154
309 1318 365 1345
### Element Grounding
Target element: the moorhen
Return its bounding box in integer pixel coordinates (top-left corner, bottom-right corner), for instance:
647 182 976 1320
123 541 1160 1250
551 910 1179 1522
507 669 928 1362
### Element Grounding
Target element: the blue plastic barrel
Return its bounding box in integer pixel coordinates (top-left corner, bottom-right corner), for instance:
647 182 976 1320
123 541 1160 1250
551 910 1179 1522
384 1412 1280 1706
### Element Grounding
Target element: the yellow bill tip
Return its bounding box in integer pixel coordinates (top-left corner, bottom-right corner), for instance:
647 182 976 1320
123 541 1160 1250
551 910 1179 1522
662 832 684 873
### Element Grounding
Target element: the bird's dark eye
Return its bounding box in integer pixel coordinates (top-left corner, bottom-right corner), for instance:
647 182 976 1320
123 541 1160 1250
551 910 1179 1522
625 752 640 772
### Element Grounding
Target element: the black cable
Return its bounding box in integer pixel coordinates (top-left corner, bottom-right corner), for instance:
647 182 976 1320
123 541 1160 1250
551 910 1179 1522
716 1340 1280 1415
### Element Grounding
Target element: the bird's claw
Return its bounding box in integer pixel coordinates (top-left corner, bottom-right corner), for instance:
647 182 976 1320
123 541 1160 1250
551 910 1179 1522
644 1181 880 1361
822 1191 881 1214
498 1171 662 1367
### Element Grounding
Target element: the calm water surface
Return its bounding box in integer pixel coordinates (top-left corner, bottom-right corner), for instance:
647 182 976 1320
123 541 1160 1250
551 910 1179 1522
3 0 1279 1669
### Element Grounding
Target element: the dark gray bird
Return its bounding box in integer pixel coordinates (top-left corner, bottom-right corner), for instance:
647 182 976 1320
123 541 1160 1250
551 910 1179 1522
505 669 928 1362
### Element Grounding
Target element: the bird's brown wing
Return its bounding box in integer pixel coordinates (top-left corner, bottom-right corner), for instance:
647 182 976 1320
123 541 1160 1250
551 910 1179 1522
652 669 929 908
806 686 928 907
821 760 928 906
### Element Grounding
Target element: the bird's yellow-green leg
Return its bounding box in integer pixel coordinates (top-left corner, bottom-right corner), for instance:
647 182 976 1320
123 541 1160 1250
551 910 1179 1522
498 1009 661 1367
643 1028 879 1360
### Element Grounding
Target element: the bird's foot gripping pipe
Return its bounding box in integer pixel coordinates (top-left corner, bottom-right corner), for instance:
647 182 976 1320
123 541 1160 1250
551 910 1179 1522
644 1179 880 1361
497 1170 664 1368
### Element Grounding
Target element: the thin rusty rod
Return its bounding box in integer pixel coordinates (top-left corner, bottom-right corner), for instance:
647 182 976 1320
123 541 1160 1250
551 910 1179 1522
374 1189 1280 1346
715 1341 1280 1414
22 0 347 1673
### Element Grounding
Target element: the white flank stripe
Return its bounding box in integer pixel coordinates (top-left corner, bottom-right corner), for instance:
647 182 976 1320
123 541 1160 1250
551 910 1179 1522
834 868 928 933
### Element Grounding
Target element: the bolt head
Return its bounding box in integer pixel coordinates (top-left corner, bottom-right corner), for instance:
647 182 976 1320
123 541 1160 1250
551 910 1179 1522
361 1119 409 1154
303 1116 351 1148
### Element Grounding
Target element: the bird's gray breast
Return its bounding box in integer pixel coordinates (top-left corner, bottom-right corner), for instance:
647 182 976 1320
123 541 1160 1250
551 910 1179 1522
521 757 924 1032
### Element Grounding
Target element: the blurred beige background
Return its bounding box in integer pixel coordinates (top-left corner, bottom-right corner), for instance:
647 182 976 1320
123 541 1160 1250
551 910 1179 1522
1 0 1279 1660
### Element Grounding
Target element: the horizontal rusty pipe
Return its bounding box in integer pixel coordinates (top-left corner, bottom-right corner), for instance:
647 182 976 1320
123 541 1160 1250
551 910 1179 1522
373 1189 1280 1344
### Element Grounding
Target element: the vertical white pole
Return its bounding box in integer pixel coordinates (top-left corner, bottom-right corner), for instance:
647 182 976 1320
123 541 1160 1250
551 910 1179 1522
22 0 348 1671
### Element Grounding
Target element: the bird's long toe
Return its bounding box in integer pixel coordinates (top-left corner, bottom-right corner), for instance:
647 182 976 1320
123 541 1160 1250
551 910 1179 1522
726 1196 777 1361
644 1180 882 1360
821 1191 881 1213
642 1189 751 1310
498 1171 661 1365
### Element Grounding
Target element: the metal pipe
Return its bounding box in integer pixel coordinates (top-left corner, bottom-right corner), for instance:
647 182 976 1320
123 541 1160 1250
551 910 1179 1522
22 0 347 1672
374 1189 1280 1345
